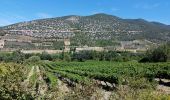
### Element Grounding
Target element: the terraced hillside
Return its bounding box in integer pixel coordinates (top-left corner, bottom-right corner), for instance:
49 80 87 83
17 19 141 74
1 13 170 46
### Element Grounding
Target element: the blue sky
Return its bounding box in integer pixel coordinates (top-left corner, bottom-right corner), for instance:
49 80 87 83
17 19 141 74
0 0 169 26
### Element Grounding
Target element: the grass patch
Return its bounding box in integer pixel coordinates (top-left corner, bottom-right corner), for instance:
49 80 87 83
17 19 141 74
46 72 58 89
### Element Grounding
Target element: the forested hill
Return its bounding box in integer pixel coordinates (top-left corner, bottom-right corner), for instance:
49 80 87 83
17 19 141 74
1 13 170 44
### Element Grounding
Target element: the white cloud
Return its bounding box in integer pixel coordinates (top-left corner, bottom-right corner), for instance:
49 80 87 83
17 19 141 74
36 13 53 18
90 10 104 15
13 15 27 21
0 19 12 26
0 12 28 26
134 3 160 9
0 12 27 20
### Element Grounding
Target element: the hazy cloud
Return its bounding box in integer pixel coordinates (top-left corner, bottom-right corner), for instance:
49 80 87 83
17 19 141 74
0 12 28 26
0 19 12 26
91 10 105 15
36 13 53 18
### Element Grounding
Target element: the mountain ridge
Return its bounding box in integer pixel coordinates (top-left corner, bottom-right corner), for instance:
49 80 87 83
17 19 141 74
0 13 170 45
1 13 169 27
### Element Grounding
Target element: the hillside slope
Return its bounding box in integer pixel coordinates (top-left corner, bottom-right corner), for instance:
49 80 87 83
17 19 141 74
1 13 170 46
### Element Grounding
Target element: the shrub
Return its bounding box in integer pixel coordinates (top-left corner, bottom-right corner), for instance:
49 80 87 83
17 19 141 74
64 53 71 62
26 56 41 63
40 51 52 61
11 50 25 63
128 77 156 89
140 43 170 62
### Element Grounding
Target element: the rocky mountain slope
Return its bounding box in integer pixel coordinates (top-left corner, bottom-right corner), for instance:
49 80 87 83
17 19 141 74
0 13 170 46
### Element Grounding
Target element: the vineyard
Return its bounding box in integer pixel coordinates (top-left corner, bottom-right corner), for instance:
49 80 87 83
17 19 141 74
41 61 170 99
1 61 170 99
42 61 170 85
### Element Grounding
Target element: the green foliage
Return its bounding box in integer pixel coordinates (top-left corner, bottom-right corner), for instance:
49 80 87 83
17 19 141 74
151 47 167 62
140 43 170 62
111 86 169 100
51 53 60 61
43 61 170 86
29 72 37 88
0 63 33 99
40 51 52 61
0 50 25 63
46 72 58 88
0 59 169 99
128 77 157 89
0 52 11 62
11 50 25 63
53 41 64 50
64 53 71 62
72 50 142 62
26 56 41 63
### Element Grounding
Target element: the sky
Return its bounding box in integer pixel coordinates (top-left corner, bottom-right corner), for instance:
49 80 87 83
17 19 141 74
0 0 169 26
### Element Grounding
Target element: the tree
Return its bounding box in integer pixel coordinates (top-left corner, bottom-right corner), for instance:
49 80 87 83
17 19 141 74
12 50 25 63
140 43 170 62
151 47 167 62
64 53 71 62
26 56 41 63
40 51 52 61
